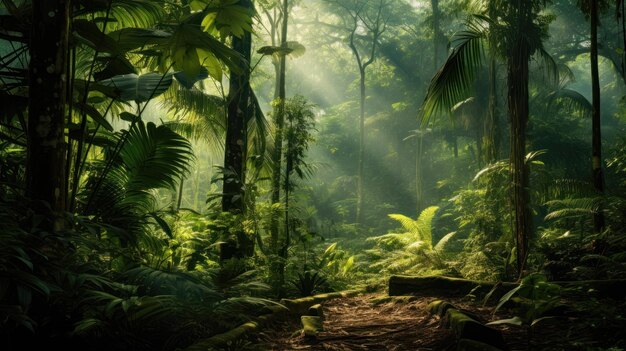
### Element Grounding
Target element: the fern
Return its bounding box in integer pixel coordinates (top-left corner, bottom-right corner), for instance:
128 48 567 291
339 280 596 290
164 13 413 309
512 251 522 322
544 197 602 221
385 206 439 249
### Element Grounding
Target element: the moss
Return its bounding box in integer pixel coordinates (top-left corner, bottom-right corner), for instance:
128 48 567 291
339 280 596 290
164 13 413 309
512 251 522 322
427 300 456 316
307 304 324 319
445 309 506 349
281 290 361 315
301 316 324 337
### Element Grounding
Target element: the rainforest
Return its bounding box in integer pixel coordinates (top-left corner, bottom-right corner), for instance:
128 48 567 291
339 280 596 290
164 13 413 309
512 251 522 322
1 0 626 350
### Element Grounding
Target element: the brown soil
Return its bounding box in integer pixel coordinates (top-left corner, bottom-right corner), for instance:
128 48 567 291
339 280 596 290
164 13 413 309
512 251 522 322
257 294 456 351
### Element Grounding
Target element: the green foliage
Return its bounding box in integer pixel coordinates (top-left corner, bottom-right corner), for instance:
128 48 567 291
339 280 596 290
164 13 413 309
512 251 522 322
488 273 563 340
421 21 486 123
192 0 255 39
81 121 194 256
364 206 452 276
290 271 328 297
280 95 317 184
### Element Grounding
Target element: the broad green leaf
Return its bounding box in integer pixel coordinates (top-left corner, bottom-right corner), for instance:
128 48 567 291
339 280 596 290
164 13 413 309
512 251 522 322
168 24 242 75
200 0 254 39
99 72 173 102
174 67 210 89
108 27 170 53
198 49 223 81
120 112 141 123
173 46 200 80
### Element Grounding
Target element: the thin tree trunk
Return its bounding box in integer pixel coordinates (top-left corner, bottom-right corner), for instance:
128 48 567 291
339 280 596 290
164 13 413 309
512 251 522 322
27 0 71 231
431 0 443 69
177 178 184 210
486 56 499 163
222 0 254 259
508 25 532 277
416 133 424 214
591 0 606 232
508 0 533 276
269 0 289 296
356 69 366 226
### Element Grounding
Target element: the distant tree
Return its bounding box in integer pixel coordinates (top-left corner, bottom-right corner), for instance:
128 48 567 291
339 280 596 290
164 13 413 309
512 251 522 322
325 0 390 228
260 0 292 295
579 0 608 232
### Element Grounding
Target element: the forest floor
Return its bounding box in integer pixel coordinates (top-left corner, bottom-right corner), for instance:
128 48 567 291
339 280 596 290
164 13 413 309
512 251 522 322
257 294 461 350
255 292 626 351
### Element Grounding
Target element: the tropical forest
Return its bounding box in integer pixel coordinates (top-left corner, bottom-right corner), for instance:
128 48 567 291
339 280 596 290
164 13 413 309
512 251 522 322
2 0 626 350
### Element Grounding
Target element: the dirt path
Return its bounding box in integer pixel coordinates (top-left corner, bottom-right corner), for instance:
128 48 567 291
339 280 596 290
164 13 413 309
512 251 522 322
257 294 455 351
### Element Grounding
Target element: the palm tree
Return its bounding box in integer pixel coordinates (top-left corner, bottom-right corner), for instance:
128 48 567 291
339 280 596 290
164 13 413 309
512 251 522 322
421 0 552 276
222 0 256 259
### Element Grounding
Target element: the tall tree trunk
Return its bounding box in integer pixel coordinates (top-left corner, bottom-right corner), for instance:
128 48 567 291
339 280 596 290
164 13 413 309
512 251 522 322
415 132 424 214
431 0 443 69
508 17 532 277
222 0 254 260
591 0 606 232
486 56 499 163
508 0 533 276
356 68 366 226
27 0 71 231
269 0 289 296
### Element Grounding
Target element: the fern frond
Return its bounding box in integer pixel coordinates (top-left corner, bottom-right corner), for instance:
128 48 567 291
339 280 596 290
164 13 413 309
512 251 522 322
416 206 439 247
434 232 457 253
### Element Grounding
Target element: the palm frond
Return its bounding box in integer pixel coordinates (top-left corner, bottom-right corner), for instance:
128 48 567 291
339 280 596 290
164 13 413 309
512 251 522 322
161 82 226 149
532 47 559 86
82 122 193 246
76 0 166 28
420 26 486 125
546 88 592 118
115 121 194 200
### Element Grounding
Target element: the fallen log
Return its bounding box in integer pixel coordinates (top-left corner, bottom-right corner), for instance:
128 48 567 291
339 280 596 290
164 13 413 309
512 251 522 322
389 275 514 298
389 275 626 299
